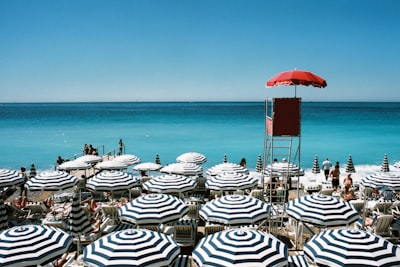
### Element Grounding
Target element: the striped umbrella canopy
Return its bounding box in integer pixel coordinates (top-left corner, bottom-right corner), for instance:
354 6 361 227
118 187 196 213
160 162 203 176
381 154 390 172
394 161 400 169
86 171 140 192
75 155 103 164
265 161 304 177
25 170 79 191
57 160 91 171
312 155 320 174
345 155 356 173
255 154 263 173
176 152 207 165
304 229 400 267
206 172 258 191
0 198 8 230
206 162 249 176
68 195 96 236
192 229 288 267
133 162 162 172
95 160 128 170
82 229 180 267
199 195 270 226
359 172 400 192
119 194 188 225
288 255 310 267
113 154 141 166
155 154 161 165
143 174 197 194
0 169 24 188
286 194 359 227
0 225 72 267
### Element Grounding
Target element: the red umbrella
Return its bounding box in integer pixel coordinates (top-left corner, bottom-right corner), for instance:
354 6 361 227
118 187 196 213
266 69 327 97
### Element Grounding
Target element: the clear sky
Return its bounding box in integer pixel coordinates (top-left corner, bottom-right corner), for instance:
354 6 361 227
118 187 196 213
0 0 399 102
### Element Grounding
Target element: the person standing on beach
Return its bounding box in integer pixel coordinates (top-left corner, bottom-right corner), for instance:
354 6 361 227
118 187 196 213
19 166 29 197
330 161 340 191
322 158 332 180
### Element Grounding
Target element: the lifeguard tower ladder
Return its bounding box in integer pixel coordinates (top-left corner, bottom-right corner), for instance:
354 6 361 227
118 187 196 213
262 98 302 227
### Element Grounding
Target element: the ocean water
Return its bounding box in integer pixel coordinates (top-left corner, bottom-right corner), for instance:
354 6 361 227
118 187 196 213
1 101 400 180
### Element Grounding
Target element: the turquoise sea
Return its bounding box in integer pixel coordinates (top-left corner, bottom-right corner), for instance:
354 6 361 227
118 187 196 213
1 102 400 176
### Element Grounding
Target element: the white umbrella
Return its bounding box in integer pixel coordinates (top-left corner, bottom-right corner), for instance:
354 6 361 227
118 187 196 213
113 154 141 166
176 152 207 164
265 161 304 177
206 162 249 176
95 161 128 170
57 160 91 171
206 171 258 191
119 194 188 226
75 155 102 164
133 162 162 172
86 171 140 192
160 162 203 176
0 225 72 267
199 195 270 226
25 170 79 191
304 228 400 267
192 229 288 267
143 174 197 194
82 229 180 267
0 169 24 188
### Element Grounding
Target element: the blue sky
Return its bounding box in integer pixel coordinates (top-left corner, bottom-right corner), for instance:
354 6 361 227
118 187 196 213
0 0 399 102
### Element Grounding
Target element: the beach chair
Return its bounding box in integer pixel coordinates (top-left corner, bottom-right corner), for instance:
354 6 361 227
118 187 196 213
129 187 142 199
194 177 207 194
6 203 28 226
204 224 226 236
371 201 394 215
174 224 196 247
23 202 48 221
250 189 264 200
184 203 199 221
367 214 396 242
319 188 333 196
101 204 120 225
390 201 400 220
349 199 365 214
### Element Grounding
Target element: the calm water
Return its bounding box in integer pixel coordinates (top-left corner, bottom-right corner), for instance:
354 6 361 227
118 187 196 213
1 101 400 174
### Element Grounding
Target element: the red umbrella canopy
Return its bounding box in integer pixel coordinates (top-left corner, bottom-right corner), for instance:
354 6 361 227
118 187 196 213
266 69 327 88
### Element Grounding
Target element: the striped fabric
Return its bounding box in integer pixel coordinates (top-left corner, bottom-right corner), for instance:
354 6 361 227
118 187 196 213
176 152 207 165
0 225 72 267
286 194 359 227
133 162 162 171
199 195 270 226
206 162 249 176
119 194 188 225
25 170 79 191
0 169 24 187
113 154 141 166
171 255 191 267
192 229 288 267
206 171 258 191
160 163 203 176
143 174 197 194
304 229 400 267
82 229 180 267
86 170 140 192
68 196 95 236
0 198 8 230
288 255 309 267
360 172 400 192
57 160 91 171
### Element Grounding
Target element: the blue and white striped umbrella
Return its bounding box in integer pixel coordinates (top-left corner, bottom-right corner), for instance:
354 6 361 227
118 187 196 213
95 160 128 170
288 255 310 267
0 198 8 230
192 229 288 267
199 195 270 226
0 225 72 267
82 229 180 267
113 154 141 166
286 194 359 227
68 195 95 236
206 162 249 176
304 229 400 267
143 174 197 194
25 170 79 191
160 162 203 176
206 171 258 191
359 172 400 192
75 155 102 164
57 160 91 171
176 152 207 165
133 162 162 172
119 194 188 225
87 171 141 192
0 169 24 187
265 161 305 177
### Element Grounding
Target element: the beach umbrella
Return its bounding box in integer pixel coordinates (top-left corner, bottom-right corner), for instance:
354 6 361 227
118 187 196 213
143 174 197 194
133 162 162 172
119 194 188 225
176 152 207 165
265 161 304 177
57 160 91 171
206 172 258 191
304 228 400 267
113 154 141 166
381 153 390 172
160 162 203 176
95 160 128 170
0 198 8 230
345 154 356 173
0 224 72 267
394 161 400 169
75 155 102 164
288 255 310 267
286 194 359 227
223 154 228 163
25 170 79 191
255 154 263 173
86 170 140 192
29 163 37 178
312 155 320 174
359 172 400 192
192 229 288 267
206 162 249 176
266 69 327 97
155 154 161 165
199 195 270 226
0 169 24 188
82 229 180 267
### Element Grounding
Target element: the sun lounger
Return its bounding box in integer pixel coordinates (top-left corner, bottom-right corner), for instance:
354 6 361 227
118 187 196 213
204 224 226 236
23 202 48 221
